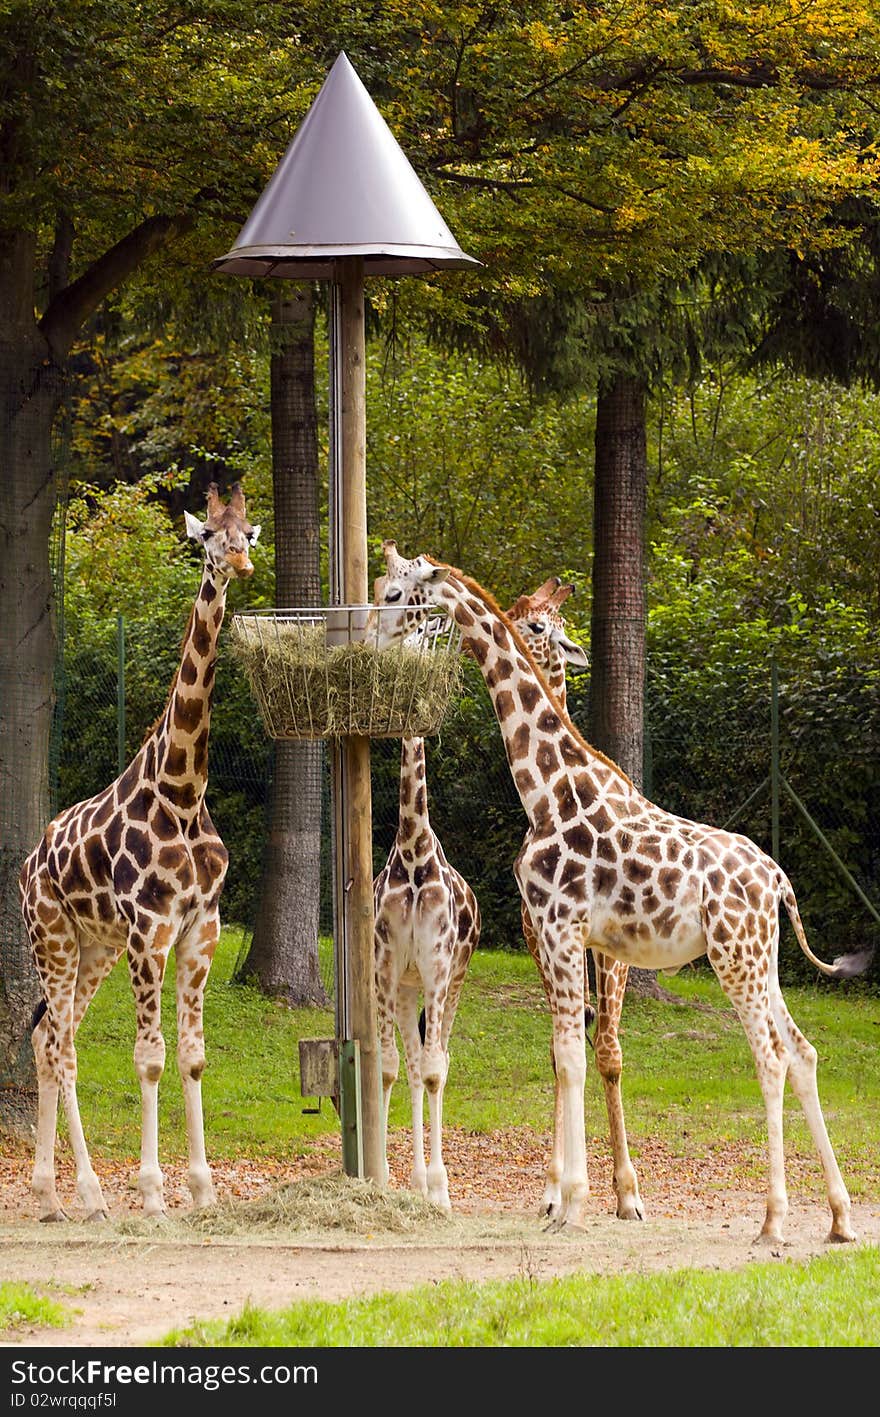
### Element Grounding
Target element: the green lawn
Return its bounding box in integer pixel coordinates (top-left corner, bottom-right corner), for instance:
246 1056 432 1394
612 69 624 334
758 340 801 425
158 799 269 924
158 1244 880 1347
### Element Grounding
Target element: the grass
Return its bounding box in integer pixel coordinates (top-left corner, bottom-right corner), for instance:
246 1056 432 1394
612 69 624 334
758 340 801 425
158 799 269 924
158 1245 880 1347
68 928 880 1194
0 1282 72 1335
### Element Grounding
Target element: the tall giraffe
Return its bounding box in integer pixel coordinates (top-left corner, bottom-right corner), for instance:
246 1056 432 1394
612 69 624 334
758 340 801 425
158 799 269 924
374 541 872 1241
19 482 260 1221
373 726 480 1211
506 580 642 1221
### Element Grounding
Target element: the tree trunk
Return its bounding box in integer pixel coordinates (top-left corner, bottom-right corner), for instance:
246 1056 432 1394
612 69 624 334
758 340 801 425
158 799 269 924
0 229 64 1134
589 370 660 999
241 285 328 1005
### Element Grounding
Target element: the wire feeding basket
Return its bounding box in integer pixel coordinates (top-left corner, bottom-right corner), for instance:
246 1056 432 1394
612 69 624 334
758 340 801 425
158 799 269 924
229 605 463 740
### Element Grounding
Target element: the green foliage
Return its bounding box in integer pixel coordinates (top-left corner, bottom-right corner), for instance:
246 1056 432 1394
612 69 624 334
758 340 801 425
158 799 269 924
364 333 592 596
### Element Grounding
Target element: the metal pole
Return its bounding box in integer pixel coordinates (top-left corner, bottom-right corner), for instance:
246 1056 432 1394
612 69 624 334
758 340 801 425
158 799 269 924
116 612 126 775
328 257 382 1182
780 777 880 928
770 656 780 862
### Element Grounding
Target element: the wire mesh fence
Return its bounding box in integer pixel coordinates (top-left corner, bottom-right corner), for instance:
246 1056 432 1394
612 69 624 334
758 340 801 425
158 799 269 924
52 619 880 1004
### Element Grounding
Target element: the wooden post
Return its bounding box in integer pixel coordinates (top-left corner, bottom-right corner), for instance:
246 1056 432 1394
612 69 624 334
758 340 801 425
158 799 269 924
337 257 383 1182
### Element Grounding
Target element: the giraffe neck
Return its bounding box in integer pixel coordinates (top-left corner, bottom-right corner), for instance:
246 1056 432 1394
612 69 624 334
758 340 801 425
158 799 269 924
152 565 228 814
396 736 433 857
437 575 633 828
541 655 567 710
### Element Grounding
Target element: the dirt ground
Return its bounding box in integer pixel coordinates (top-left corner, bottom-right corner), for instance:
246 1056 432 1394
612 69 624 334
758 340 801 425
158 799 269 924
2 1128 879 1348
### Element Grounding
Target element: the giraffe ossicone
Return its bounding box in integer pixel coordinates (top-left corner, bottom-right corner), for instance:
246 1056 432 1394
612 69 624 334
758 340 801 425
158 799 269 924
375 541 873 1242
19 481 259 1222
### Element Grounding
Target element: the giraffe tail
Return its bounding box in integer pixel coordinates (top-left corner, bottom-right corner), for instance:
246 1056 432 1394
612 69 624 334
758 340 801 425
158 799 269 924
779 875 875 979
31 998 48 1030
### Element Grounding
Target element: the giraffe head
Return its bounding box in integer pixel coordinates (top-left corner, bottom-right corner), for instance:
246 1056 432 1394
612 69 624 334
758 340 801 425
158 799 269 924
374 539 450 646
506 579 589 675
184 482 261 580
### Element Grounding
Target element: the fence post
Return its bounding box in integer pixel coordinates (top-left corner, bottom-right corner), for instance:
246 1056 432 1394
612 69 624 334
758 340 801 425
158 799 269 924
116 612 126 776
770 656 780 862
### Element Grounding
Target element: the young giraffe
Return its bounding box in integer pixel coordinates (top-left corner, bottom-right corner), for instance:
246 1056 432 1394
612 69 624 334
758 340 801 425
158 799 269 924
373 728 480 1212
19 482 260 1221
506 580 642 1222
375 541 872 1242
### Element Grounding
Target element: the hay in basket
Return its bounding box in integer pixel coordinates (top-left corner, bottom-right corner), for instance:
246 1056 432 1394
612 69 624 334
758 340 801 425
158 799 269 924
229 607 463 739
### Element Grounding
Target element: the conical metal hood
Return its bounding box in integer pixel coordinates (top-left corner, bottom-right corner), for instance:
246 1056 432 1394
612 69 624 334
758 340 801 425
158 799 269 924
213 52 479 278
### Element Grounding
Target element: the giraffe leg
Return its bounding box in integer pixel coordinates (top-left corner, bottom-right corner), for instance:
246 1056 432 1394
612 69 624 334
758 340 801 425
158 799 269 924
174 916 219 1209
22 886 68 1220
709 938 790 1243
31 1008 65 1222
26 908 109 1221
68 937 126 1220
531 916 590 1229
127 926 173 1217
770 984 855 1242
396 983 428 1199
376 941 401 1191
420 982 452 1212
522 901 564 1216
593 951 644 1221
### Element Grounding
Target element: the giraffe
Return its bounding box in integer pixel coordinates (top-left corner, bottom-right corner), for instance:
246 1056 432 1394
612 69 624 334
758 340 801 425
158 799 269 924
374 541 873 1242
505 579 642 1222
373 731 480 1211
18 481 260 1222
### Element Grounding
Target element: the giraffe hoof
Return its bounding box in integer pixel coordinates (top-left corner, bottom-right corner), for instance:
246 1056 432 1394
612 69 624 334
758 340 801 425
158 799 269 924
39 1209 70 1224
86 1209 109 1223
827 1227 857 1244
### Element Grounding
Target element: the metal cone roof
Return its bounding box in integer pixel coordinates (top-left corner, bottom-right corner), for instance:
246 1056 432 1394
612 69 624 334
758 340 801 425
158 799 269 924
213 52 479 278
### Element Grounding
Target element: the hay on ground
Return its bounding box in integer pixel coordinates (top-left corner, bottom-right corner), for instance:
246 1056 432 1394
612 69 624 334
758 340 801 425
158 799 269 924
113 1174 451 1238
229 617 462 739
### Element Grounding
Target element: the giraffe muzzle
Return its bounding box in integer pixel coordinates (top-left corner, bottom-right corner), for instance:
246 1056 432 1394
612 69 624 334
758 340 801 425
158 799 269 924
226 551 254 577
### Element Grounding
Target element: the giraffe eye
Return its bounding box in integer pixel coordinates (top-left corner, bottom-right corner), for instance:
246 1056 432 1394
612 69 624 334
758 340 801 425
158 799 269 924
385 588 402 603
527 621 545 634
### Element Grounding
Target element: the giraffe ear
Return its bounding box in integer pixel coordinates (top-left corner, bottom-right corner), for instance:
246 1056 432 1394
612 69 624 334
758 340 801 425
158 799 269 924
248 524 261 545
416 558 450 586
558 633 589 669
184 511 207 541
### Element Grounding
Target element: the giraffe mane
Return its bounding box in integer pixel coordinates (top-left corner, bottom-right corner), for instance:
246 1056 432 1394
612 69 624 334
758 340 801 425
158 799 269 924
424 557 634 790
140 602 199 745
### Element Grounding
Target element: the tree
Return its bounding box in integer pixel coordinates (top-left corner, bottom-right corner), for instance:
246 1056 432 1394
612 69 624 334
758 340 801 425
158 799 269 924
0 0 310 1131
239 285 329 1004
